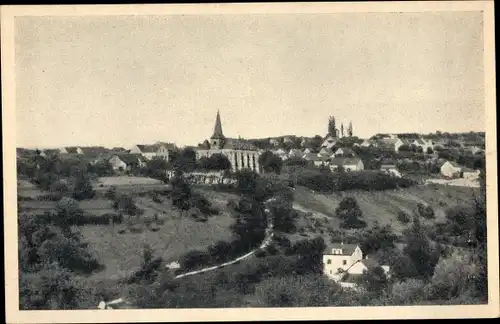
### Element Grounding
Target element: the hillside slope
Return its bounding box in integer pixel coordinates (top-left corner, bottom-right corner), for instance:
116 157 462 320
292 184 476 235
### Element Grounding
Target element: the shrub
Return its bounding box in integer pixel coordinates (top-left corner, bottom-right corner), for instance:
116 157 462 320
207 241 233 263
417 203 435 219
397 211 411 224
181 250 212 271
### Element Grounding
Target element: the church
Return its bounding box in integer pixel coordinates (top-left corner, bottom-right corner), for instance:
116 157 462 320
196 111 261 173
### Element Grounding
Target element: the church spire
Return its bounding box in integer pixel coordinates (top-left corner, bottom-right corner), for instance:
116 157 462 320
211 110 225 139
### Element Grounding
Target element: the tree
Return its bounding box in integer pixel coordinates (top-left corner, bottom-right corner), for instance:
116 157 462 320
206 153 232 171
72 172 95 200
145 157 169 181
347 121 353 137
113 194 140 217
169 171 192 216
258 151 283 174
287 236 326 274
427 249 478 300
360 224 397 255
55 197 83 232
335 197 367 229
19 262 87 310
207 240 233 263
235 169 258 196
231 197 268 252
426 147 434 154
181 250 211 271
340 123 344 137
361 266 389 295
173 147 197 172
403 217 440 279
390 279 426 305
328 116 337 137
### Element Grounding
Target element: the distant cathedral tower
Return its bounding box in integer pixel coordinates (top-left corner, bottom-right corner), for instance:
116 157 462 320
210 110 226 149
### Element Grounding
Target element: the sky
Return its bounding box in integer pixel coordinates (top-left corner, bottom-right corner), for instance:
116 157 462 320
15 11 485 149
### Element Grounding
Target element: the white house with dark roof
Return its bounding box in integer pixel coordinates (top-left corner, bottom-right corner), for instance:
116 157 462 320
333 147 356 157
377 138 405 152
196 111 261 173
329 157 364 172
440 161 463 178
323 243 391 287
323 243 363 279
380 164 402 178
321 135 338 149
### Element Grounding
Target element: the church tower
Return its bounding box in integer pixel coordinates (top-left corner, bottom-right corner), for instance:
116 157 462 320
210 110 226 149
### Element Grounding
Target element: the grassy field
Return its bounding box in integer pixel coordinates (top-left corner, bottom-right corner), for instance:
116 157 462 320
96 176 164 186
292 184 477 235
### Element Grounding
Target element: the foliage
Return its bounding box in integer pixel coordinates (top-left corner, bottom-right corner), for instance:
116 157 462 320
417 203 435 219
197 153 232 171
361 266 389 295
72 172 95 200
231 197 267 252
286 236 326 274
172 147 197 173
335 197 367 229
258 151 283 174
113 194 141 216
390 279 426 305
397 211 411 224
144 157 169 181
402 217 440 279
19 262 90 310
180 250 212 271
360 224 397 255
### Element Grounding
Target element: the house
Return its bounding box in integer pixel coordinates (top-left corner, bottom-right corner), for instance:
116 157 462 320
463 168 480 180
39 149 60 157
58 146 83 154
288 148 304 159
283 136 295 145
323 243 391 285
468 146 484 155
411 138 434 153
269 138 280 147
302 148 314 155
272 148 288 160
440 161 463 178
333 147 356 157
79 146 111 157
380 164 402 178
358 139 373 148
323 243 363 279
329 157 364 172
130 142 173 161
318 147 333 157
16 148 37 160
108 154 147 172
321 135 338 149
377 138 405 152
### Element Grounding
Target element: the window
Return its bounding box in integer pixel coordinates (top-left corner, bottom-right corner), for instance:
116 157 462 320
342 260 347 265
327 259 332 264
330 270 332 274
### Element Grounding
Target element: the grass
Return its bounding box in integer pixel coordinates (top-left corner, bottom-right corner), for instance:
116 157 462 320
292 184 476 235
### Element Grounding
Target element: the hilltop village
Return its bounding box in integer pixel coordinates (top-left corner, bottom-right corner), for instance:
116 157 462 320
17 112 486 309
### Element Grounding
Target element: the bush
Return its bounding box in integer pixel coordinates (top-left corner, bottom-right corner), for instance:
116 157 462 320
207 241 233 263
397 211 411 224
181 250 212 271
417 203 435 219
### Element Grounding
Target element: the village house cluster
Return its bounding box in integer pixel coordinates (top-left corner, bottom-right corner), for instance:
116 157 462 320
16 112 484 182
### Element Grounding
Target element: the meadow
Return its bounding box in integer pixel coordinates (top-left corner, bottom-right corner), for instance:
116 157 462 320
291 183 476 235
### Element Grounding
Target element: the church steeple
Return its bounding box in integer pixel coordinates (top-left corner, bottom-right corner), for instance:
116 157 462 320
211 110 225 140
210 110 225 149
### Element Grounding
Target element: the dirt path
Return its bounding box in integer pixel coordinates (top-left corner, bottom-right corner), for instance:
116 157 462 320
173 197 277 280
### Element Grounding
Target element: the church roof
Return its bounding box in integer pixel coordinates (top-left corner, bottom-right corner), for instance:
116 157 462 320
222 138 257 150
210 110 226 140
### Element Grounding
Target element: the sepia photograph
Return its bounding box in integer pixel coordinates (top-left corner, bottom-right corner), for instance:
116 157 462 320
2 1 498 322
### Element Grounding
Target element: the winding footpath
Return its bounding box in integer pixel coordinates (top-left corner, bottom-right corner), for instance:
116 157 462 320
173 196 278 280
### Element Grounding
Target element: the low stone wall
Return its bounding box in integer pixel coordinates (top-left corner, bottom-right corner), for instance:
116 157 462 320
166 171 236 185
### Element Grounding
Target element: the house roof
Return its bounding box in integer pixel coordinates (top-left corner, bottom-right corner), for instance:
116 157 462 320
222 138 258 151
64 146 81 154
413 139 426 145
156 142 177 151
111 147 127 152
330 157 362 166
112 153 145 164
79 146 110 156
16 148 36 157
380 164 397 169
360 258 381 269
303 152 320 161
325 243 359 256
135 144 160 153
41 149 60 155
336 147 355 155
